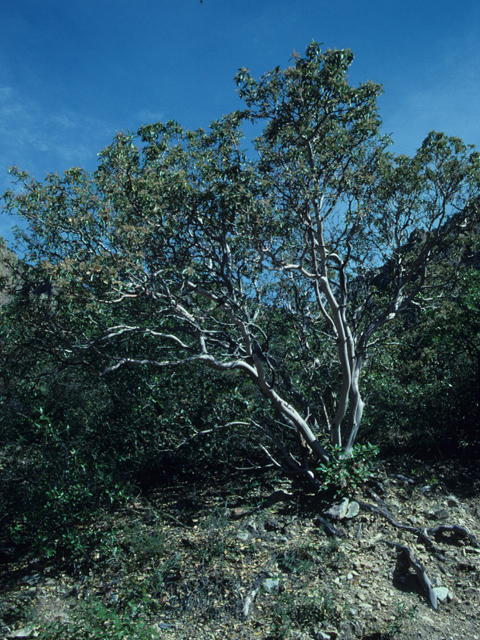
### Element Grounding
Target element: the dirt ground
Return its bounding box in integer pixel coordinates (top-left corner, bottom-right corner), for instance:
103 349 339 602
1 455 479 640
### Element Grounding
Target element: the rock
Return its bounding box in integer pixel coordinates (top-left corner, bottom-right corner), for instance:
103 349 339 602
431 575 442 587
447 494 460 507
6 626 36 638
315 629 338 640
345 501 360 519
433 586 449 602
325 498 349 520
433 508 449 520
237 531 249 541
263 577 280 592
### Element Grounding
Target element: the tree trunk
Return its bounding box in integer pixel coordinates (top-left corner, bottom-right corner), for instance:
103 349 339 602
341 356 365 454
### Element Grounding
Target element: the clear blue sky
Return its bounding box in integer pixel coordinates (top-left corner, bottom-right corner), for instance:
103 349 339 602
1 0 479 244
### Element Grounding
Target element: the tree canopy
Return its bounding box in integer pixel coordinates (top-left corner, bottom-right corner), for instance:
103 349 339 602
2 42 480 482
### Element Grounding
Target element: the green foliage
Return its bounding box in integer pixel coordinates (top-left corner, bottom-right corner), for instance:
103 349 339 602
278 540 320 575
196 503 231 565
36 599 160 640
149 553 182 598
122 523 166 564
0 40 479 549
0 279 255 553
316 442 379 499
362 268 480 455
268 585 337 640
2 407 132 557
384 601 418 639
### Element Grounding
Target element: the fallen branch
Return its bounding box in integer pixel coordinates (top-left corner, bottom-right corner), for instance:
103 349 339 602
243 560 276 618
243 586 259 618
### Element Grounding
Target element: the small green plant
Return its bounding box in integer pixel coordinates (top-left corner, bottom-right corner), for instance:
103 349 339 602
268 586 337 639
384 601 418 638
198 503 230 564
150 552 182 596
123 523 166 564
278 541 319 574
268 591 295 639
316 442 379 499
36 599 160 640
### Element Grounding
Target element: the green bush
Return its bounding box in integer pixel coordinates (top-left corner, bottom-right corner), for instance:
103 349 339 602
2 407 132 557
362 269 480 455
316 442 379 500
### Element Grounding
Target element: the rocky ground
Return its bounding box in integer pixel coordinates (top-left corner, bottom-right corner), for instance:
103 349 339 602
1 455 479 640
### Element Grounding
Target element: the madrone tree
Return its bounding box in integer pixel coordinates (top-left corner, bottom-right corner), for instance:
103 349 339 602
3 43 480 483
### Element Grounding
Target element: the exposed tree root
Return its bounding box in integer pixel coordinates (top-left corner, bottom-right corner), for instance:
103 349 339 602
383 540 438 609
357 497 480 550
314 514 346 538
314 485 479 610
353 493 480 609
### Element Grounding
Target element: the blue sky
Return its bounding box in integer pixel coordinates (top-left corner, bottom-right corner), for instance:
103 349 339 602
1 0 479 244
